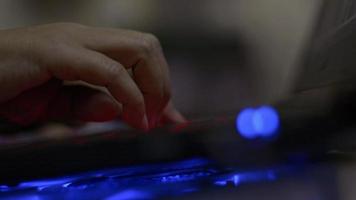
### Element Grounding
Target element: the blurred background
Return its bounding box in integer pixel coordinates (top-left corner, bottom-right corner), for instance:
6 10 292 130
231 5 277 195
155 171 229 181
0 0 324 118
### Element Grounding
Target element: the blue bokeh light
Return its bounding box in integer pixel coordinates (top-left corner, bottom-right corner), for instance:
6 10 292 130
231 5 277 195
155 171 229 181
236 106 279 139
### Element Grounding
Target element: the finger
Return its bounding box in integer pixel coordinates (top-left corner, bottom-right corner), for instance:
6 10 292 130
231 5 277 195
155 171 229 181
132 48 170 128
47 48 148 130
160 101 187 124
82 29 171 128
153 46 173 125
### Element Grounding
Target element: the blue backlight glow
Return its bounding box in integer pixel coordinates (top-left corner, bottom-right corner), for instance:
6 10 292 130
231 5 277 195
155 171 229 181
19 178 73 188
236 106 279 139
0 158 298 199
105 189 152 200
213 170 279 188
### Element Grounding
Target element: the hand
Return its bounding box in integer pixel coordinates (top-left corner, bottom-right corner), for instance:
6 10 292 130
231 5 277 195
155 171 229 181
0 23 185 130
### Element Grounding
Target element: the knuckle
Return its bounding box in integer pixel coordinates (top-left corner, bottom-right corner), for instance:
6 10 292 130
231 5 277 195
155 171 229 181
106 61 123 74
104 61 125 79
138 33 161 54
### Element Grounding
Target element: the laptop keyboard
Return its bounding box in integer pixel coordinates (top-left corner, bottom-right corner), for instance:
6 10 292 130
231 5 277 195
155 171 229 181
0 158 295 200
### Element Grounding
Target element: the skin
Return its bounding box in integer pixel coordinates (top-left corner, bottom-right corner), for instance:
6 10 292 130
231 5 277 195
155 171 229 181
0 23 185 130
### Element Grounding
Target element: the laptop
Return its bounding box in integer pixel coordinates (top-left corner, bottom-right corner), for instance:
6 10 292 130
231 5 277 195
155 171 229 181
1 1 356 199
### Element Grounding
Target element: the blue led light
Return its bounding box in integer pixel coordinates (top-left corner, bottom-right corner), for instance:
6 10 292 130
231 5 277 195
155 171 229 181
213 170 279 188
236 106 279 139
214 180 227 186
232 175 240 186
158 170 214 184
19 178 73 188
105 189 152 200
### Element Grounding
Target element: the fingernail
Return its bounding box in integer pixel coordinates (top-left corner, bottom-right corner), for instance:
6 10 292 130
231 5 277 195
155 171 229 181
141 114 149 131
122 110 149 131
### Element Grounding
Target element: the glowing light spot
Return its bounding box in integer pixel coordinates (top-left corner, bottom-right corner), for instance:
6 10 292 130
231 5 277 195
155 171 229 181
236 106 279 139
256 106 279 137
236 108 258 139
232 175 240 186
214 180 227 186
